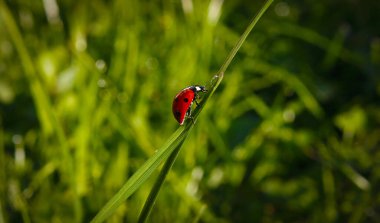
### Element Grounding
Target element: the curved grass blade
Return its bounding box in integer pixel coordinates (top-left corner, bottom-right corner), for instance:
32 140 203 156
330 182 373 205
91 71 223 223
92 0 274 222
137 0 274 222
91 124 192 223
137 140 185 223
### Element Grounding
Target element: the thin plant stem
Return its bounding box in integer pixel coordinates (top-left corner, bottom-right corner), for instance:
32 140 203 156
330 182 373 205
137 0 274 222
137 141 185 223
218 0 274 75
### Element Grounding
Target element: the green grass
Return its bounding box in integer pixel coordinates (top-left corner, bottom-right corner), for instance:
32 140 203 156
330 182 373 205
1 0 380 222
92 2 274 221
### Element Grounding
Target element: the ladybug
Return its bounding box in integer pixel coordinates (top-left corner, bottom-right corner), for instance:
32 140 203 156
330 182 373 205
172 85 207 125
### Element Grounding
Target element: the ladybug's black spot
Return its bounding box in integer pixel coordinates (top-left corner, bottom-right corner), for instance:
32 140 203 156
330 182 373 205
174 111 181 119
175 98 179 102
184 98 189 103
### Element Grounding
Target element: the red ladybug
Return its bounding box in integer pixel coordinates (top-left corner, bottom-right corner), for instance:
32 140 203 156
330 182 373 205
172 85 207 125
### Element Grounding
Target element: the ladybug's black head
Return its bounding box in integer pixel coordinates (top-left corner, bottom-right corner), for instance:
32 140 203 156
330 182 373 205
191 85 207 93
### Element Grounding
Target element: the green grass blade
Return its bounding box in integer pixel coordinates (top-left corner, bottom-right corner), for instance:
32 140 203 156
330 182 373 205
218 0 274 75
0 1 82 221
92 1 274 222
91 124 193 223
90 70 223 223
137 1 274 222
137 141 185 223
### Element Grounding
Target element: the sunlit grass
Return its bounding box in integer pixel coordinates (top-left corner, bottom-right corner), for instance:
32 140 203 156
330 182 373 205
1 0 379 222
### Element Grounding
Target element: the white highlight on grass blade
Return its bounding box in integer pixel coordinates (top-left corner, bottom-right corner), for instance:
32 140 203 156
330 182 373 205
95 59 106 71
186 167 204 197
40 55 55 79
12 134 22 145
342 164 370 191
181 0 193 15
208 0 224 25
42 0 62 24
186 180 199 196
192 167 204 180
97 79 107 88
0 81 14 103
57 66 77 92
13 134 25 168
75 36 87 52
207 167 224 188
354 174 370 191
283 109 295 123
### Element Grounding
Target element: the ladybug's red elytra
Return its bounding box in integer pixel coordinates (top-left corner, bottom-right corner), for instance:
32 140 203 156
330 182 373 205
172 85 207 125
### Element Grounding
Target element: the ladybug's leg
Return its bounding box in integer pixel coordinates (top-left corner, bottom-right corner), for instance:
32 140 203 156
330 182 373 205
194 93 200 106
186 106 195 125
194 90 207 106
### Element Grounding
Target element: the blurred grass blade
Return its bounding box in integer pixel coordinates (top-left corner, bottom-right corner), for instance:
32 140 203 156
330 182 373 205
92 0 273 222
0 1 82 222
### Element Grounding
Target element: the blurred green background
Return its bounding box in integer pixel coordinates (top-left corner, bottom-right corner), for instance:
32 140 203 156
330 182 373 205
1 0 380 222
